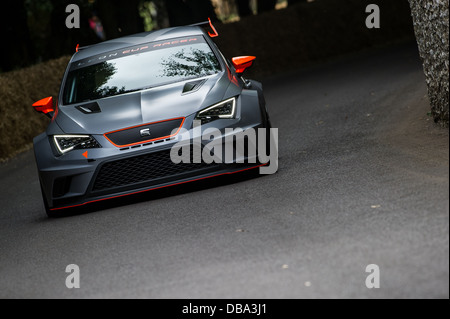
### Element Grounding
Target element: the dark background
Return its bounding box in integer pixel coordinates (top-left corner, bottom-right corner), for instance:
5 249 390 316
0 0 417 161
0 0 296 72
0 0 413 73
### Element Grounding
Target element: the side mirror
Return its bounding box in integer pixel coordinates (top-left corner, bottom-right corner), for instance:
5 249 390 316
232 56 256 75
33 97 55 118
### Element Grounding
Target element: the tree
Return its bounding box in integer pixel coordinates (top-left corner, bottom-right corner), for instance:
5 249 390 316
151 0 170 30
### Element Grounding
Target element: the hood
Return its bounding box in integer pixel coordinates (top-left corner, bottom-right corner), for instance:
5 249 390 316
55 72 239 135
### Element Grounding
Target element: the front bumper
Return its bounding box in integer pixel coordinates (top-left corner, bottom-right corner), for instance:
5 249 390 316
34 114 265 212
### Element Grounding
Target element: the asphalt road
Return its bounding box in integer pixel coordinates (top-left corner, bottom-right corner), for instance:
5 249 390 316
0 42 448 299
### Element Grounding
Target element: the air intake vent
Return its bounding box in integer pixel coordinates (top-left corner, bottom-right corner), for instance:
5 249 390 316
92 149 219 193
182 79 206 94
76 102 101 114
53 176 72 198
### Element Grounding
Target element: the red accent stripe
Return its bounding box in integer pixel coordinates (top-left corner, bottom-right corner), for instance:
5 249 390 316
104 117 186 148
50 164 265 212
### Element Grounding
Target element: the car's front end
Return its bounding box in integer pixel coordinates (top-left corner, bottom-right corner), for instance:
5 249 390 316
33 26 270 216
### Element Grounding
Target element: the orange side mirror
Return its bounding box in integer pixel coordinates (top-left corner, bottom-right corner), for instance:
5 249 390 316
232 56 256 74
33 97 54 118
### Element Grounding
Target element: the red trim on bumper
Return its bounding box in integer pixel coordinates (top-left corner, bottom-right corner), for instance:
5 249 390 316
50 164 264 211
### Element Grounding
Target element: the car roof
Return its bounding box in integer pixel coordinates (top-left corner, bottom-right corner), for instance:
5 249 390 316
72 26 207 63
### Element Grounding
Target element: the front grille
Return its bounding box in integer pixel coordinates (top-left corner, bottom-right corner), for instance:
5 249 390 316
92 149 218 192
104 118 184 147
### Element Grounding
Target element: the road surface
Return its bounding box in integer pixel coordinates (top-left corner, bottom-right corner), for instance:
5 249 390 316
0 42 448 298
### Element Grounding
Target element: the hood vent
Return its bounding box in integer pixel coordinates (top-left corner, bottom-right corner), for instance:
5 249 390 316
182 79 206 94
76 102 101 114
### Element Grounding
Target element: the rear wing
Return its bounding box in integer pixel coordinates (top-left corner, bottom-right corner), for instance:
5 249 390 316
190 18 219 38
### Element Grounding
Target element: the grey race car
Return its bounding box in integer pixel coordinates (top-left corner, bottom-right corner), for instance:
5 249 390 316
32 21 271 217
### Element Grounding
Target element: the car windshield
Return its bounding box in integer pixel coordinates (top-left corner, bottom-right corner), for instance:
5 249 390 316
63 36 221 105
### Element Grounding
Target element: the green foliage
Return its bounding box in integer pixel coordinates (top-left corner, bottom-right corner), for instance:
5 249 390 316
139 1 157 31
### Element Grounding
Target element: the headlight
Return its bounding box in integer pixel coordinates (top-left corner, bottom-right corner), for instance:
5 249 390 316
195 97 236 124
53 135 101 154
